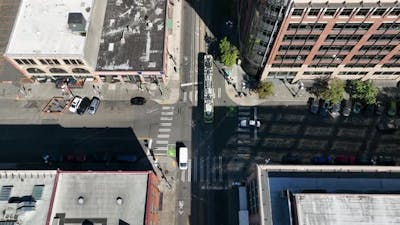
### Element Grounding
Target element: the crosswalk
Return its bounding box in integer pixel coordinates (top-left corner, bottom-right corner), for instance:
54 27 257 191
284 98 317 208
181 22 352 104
182 87 222 103
189 155 225 189
154 106 174 155
237 106 253 147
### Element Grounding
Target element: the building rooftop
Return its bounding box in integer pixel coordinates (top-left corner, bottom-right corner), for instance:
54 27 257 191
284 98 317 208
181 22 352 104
6 0 93 55
48 171 149 225
0 170 56 225
96 0 166 71
257 165 400 225
294 193 400 225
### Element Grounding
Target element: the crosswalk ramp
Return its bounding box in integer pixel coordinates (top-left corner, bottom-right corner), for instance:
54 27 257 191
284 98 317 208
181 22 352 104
191 155 225 189
154 106 174 155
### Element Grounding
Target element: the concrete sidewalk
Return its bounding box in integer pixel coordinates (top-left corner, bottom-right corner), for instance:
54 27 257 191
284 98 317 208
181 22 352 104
223 65 313 106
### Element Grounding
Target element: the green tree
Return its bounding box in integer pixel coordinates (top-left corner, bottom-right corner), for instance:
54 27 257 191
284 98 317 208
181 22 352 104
257 81 274 99
219 37 238 67
320 78 345 104
350 80 378 104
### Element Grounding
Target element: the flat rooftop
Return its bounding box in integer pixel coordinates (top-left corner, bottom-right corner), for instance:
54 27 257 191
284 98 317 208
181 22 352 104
0 170 56 225
5 0 93 55
294 193 400 225
96 0 166 71
49 171 149 225
257 165 400 225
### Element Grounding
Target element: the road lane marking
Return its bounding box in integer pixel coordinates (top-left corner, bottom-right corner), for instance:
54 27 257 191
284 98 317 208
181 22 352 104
219 156 223 182
217 88 221 98
159 128 171 132
181 170 186 182
157 134 170 138
183 91 187 102
194 90 198 102
156 140 169 145
154 146 168 151
160 123 172 126
160 117 173 121
161 111 174 116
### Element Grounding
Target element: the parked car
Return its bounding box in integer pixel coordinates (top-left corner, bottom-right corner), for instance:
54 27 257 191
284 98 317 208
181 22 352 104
42 154 63 165
311 155 334 165
372 155 396 166
334 155 356 165
356 154 374 165
353 101 363 114
319 100 330 117
77 97 90 115
239 120 261 128
87 97 100 115
130 97 146 105
281 153 302 164
116 153 137 163
387 100 397 117
309 98 319 114
375 101 385 115
69 96 82 113
342 99 352 117
91 152 111 162
329 102 341 118
364 104 375 117
66 154 86 162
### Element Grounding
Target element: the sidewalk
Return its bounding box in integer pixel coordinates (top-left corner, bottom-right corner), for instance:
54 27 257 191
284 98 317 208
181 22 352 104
224 65 313 106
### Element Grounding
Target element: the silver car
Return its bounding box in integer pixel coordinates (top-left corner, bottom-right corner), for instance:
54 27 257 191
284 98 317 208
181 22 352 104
87 97 100 115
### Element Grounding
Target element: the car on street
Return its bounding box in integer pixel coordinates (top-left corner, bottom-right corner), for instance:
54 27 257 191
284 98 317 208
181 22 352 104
329 102 341 118
66 154 86 162
309 98 319 114
377 120 399 132
87 97 100 115
353 101 362 114
42 154 63 165
281 153 302 164
334 155 356 165
387 100 397 117
311 155 334 165
342 99 352 117
319 100 330 117
77 97 90 115
179 147 188 170
372 155 396 166
364 104 375 117
356 154 374 165
69 96 82 113
130 97 146 105
239 120 261 128
375 101 385 115
91 152 111 162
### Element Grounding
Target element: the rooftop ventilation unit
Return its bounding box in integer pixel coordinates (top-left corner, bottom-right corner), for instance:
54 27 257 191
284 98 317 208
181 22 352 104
68 13 86 32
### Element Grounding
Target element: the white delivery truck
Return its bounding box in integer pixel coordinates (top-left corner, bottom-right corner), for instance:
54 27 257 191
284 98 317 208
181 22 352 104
179 147 188 170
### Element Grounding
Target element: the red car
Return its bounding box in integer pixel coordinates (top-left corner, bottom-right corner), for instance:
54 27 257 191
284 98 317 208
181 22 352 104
66 154 86 162
334 155 356 165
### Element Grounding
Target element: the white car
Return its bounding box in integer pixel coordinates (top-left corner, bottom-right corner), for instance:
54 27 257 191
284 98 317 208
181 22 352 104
239 119 261 128
69 96 82 113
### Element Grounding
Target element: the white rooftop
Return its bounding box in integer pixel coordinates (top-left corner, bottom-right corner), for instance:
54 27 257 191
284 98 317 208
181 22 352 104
6 0 93 55
295 193 400 225
49 172 149 225
0 170 56 225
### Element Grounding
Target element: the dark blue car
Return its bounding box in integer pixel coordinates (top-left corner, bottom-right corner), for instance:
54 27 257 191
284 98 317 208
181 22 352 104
311 155 334 165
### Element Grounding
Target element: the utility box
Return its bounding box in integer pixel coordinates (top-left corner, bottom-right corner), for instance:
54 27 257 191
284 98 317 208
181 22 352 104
68 12 86 32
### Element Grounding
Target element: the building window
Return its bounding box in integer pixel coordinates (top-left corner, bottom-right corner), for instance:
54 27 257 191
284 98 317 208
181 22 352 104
283 35 319 41
345 63 376 67
352 55 385 60
292 9 304 16
39 59 47 65
303 71 333 75
324 8 337 16
383 63 400 67
70 59 77 65
391 55 400 60
378 23 400 30
46 59 54 65
319 45 353 51
27 68 45 73
314 55 345 60
372 8 387 16
76 59 84 65
308 8 320 16
14 59 23 65
326 35 362 41
359 45 395 51
72 68 90 73
22 59 30 64
271 63 302 68
49 68 68 73
356 8 370 16
279 45 313 51
288 23 326 31
275 55 306 60
53 59 60 65
0 186 13 201
389 8 400 16
29 59 36 65
63 59 71 65
338 71 368 75
340 8 354 16
309 63 339 67
333 23 372 30
368 34 400 41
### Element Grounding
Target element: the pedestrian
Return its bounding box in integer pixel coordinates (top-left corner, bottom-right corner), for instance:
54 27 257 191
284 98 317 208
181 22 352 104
92 84 95 89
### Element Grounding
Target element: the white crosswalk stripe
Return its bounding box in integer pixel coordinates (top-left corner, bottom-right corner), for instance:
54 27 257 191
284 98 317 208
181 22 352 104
161 111 174 116
183 91 187 102
160 117 173 121
160 123 172 127
162 106 174 110
156 140 169 145
217 88 221 98
194 156 224 189
159 128 171 132
154 106 175 155
157 134 170 138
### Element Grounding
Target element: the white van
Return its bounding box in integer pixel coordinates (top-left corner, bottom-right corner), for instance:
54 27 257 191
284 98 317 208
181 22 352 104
179 147 188 170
